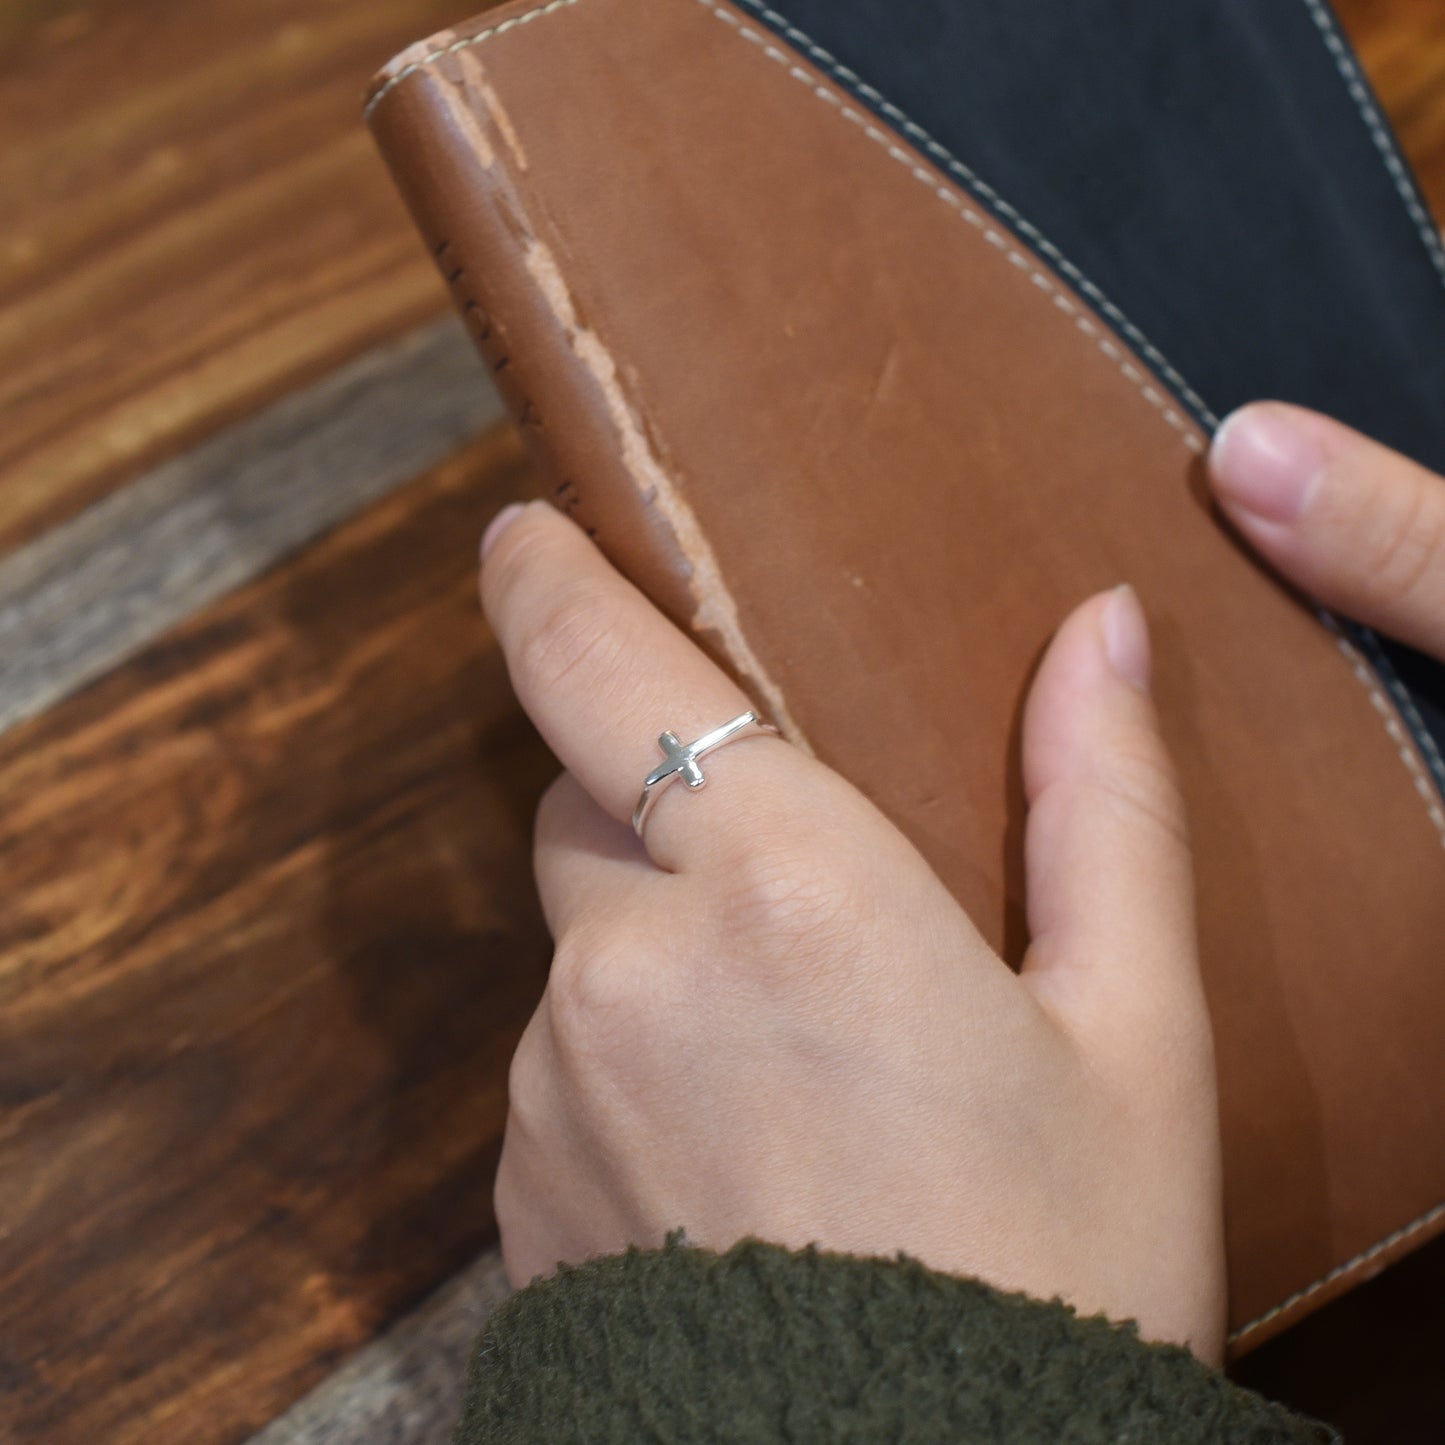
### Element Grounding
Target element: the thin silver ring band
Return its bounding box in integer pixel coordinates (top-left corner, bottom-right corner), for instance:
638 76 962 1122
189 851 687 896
631 711 780 840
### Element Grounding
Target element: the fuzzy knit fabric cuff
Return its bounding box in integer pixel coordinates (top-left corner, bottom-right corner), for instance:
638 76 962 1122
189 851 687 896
452 1239 1335 1443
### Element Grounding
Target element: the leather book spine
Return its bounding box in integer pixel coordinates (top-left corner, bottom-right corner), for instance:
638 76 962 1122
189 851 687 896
366 40 708 640
365 0 1445 1347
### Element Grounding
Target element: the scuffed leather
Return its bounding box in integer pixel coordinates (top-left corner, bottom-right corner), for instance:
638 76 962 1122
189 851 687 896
368 0 1445 1351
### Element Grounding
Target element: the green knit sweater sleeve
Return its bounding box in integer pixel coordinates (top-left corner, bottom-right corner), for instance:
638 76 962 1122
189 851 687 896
452 1239 1336 1443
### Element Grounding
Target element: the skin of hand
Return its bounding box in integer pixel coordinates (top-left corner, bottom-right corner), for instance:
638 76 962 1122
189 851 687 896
480 502 1226 1363
481 403 1443 1371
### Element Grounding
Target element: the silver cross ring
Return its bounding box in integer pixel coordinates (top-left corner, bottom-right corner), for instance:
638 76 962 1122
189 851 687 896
631 710 780 840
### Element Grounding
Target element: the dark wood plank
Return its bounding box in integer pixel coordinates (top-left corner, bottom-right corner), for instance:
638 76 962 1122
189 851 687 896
0 427 552 1445
0 320 499 737
0 0 500 557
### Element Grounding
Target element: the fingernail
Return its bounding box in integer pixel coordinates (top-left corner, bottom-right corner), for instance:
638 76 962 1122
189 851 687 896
481 501 527 561
1102 584 1151 692
1210 405 1328 524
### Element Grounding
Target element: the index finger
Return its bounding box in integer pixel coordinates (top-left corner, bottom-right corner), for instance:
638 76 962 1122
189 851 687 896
481 501 804 873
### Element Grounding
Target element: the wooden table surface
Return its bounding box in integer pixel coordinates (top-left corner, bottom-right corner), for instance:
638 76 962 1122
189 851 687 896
1 2 1443 1441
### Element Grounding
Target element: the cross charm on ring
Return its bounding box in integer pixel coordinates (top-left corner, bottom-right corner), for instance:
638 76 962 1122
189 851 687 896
630 711 779 839
645 730 711 792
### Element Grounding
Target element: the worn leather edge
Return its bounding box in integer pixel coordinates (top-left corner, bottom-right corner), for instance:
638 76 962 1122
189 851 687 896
367 4 814 745
365 0 1445 1352
365 0 581 119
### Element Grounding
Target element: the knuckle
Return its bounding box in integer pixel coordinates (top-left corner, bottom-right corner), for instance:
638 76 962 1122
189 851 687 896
731 839 842 929
721 832 864 982
546 933 652 1054
512 578 630 704
1365 471 1445 605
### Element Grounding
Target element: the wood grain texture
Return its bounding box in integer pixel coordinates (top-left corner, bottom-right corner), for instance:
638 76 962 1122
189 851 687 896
0 0 499 558
0 320 499 737
244 1248 507 1445
0 427 553 1445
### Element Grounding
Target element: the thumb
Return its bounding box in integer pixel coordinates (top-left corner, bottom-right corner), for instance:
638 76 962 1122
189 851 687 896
1019 587 1203 1040
1209 401 1445 659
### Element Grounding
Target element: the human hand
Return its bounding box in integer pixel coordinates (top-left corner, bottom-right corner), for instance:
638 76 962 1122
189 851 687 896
481 498 1226 1362
1209 401 1445 661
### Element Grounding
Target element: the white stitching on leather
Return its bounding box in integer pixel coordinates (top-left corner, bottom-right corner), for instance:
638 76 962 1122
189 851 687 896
1388 667 1445 799
1229 1198 1445 1348
701 0 1445 856
710 3 1211 449
1324 618 1445 845
1356 626 1445 810
363 0 580 121
732 0 1219 428
1299 0 1445 289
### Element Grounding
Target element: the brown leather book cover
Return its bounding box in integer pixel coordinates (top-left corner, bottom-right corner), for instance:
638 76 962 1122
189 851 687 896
367 0 1445 1352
